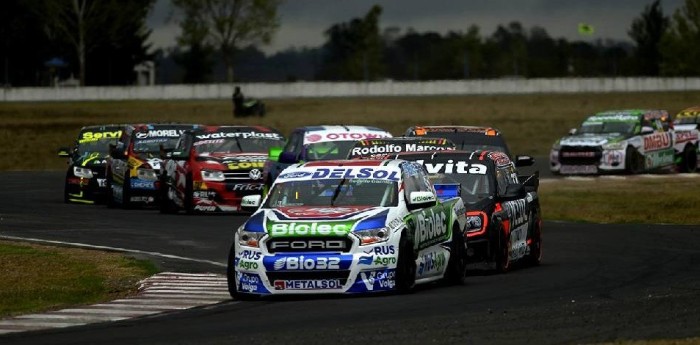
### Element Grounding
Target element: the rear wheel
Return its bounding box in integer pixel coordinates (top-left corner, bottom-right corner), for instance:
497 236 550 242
679 144 698 173
495 221 511 273
444 225 467 285
394 233 416 293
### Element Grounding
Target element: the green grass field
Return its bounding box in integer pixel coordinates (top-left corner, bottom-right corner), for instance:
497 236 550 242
0 240 158 318
1 91 699 170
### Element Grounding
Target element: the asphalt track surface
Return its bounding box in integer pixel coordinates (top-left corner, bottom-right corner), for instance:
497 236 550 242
1 170 699 345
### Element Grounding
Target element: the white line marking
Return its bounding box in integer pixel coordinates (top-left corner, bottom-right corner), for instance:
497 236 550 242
55 308 157 316
91 303 191 310
0 235 226 267
16 314 127 321
0 320 84 328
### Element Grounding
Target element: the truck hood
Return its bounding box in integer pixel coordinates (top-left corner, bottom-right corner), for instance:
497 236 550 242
559 133 626 147
74 152 109 168
243 206 392 237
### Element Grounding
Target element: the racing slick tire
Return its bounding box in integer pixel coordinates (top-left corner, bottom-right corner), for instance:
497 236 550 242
121 172 133 209
444 225 467 285
678 144 698 173
625 146 644 174
159 175 177 214
394 233 416 293
106 172 117 208
226 243 257 301
525 211 543 266
494 220 511 273
184 174 194 214
63 175 70 204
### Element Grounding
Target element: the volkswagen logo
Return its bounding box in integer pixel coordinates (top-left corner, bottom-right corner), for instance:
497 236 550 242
249 169 262 180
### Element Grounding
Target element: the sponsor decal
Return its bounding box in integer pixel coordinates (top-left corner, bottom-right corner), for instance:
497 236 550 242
232 183 264 191
240 197 259 207
273 279 342 290
129 196 153 203
410 193 436 204
135 129 186 139
359 270 396 291
311 168 400 181
358 256 374 265
387 218 404 230
643 132 672 151
350 144 453 158
268 239 349 251
237 273 262 293
415 160 487 174
240 250 262 260
272 256 340 270
305 132 391 144
411 209 449 248
193 190 217 198
267 221 354 237
97 178 107 187
603 150 623 165
676 131 699 143
502 199 528 226
237 260 259 270
278 171 313 179
371 245 396 255
417 251 446 276
194 205 217 211
276 206 373 219
196 131 282 140
561 151 596 158
227 161 265 169
130 179 156 190
79 130 121 143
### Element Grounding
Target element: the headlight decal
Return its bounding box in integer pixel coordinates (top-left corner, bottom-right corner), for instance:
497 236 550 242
201 170 226 181
73 166 94 179
465 211 487 237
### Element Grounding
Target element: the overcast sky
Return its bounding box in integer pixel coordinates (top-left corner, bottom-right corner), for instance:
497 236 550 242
146 0 685 55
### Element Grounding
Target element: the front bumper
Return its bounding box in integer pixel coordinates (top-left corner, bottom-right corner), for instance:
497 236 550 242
550 147 626 174
232 236 401 295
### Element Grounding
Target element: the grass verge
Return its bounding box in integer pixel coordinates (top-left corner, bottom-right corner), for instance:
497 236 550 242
0 240 159 318
2 91 699 170
539 176 700 224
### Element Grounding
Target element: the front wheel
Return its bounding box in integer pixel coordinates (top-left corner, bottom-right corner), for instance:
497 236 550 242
226 243 256 301
159 175 177 214
184 175 194 214
394 234 416 293
444 225 467 285
526 212 543 266
495 221 511 273
625 146 644 174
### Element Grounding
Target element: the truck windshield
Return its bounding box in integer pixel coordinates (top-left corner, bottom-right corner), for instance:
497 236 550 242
264 179 398 208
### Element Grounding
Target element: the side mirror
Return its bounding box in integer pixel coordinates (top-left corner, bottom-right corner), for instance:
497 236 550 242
500 184 526 200
568 128 577 135
241 195 262 212
641 126 654 134
515 155 534 167
407 191 437 209
268 147 282 162
278 151 298 164
433 183 460 201
57 147 71 157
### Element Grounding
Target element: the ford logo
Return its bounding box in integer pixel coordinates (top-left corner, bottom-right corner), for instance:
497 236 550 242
278 171 312 179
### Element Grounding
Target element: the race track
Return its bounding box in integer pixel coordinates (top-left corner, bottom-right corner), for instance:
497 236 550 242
1 171 699 345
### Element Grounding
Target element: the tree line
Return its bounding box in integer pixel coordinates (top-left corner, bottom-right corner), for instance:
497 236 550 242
1 0 699 86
